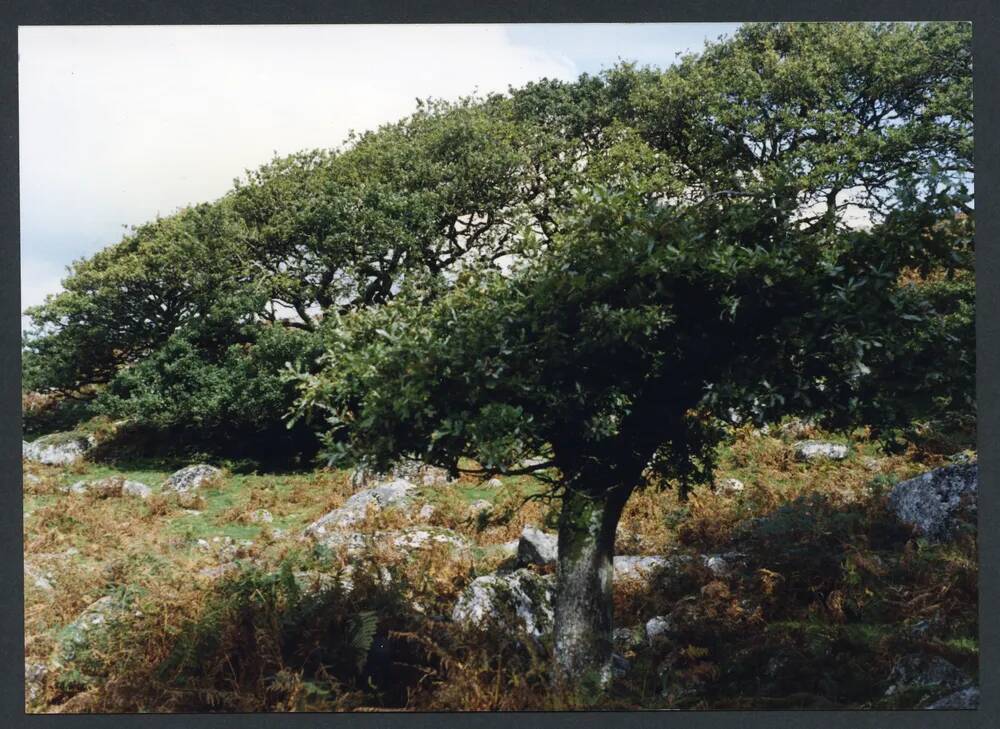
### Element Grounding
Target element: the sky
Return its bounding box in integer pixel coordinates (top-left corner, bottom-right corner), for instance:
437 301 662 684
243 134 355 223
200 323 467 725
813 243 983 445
18 23 741 326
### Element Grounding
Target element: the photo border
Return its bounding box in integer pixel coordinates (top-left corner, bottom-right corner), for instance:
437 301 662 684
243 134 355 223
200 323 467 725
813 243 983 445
1 1 995 727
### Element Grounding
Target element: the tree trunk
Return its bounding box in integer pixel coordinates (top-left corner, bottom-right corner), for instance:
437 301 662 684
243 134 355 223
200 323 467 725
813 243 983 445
552 483 632 691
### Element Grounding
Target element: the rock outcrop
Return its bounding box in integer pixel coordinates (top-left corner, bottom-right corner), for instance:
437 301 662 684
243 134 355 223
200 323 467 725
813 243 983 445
925 685 979 710
376 527 469 553
162 464 221 493
304 478 417 538
888 463 977 541
452 569 555 638
793 441 849 461
67 476 152 499
884 654 974 703
351 461 453 488
52 594 130 674
613 555 682 583
23 433 93 466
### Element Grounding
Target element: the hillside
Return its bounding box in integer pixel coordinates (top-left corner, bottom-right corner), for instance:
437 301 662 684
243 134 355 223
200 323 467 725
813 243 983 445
23 419 978 711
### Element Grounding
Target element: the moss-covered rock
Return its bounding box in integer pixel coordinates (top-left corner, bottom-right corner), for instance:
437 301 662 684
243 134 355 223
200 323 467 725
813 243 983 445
452 569 555 637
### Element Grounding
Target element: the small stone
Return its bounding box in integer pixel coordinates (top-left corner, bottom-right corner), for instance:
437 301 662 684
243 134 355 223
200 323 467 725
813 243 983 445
468 499 492 516
779 418 816 440
908 619 933 637
88 477 126 498
24 562 54 592
67 476 146 498
25 662 47 704
645 615 674 642
121 480 152 499
420 466 453 486
613 555 683 584
379 527 469 552
162 464 221 493
613 626 644 650
718 478 744 494
416 503 436 521
702 555 729 576
611 652 631 678
948 450 976 465
766 654 791 678
485 478 504 488
290 570 340 594
197 562 241 580
794 440 849 461
351 460 452 488
249 509 273 523
517 525 558 567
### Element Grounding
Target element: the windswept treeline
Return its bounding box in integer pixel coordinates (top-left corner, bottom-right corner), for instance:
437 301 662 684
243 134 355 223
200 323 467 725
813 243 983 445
23 22 974 465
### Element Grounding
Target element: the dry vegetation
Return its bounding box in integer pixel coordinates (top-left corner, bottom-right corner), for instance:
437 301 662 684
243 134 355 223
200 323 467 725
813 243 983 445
23 420 977 712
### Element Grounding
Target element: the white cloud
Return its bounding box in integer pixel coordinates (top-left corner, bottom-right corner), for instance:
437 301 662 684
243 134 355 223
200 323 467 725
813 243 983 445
18 24 580 316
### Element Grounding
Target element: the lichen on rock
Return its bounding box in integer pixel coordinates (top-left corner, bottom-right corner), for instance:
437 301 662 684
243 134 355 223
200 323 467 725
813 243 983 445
452 569 555 638
162 464 221 493
888 462 977 541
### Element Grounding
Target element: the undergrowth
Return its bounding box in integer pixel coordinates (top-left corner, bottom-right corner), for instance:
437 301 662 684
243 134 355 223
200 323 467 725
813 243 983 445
23 419 977 712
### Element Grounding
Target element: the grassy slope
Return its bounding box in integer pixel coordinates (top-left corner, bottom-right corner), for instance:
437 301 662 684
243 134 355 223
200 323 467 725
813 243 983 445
22 420 977 712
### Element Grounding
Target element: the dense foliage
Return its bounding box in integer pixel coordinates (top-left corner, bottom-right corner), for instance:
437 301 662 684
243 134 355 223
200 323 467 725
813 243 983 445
23 23 972 467
288 22 973 681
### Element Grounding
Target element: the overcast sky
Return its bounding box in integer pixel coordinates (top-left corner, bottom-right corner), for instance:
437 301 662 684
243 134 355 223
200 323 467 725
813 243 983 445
18 23 740 324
